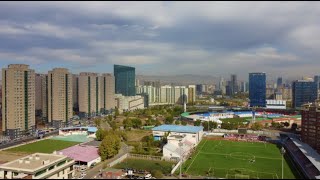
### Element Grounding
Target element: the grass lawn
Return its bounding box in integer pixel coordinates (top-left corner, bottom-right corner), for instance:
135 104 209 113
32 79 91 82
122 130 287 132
182 139 300 179
221 117 250 123
125 129 152 142
114 158 175 174
4 139 79 154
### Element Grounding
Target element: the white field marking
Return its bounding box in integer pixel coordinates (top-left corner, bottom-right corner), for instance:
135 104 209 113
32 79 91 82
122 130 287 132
199 152 282 160
185 150 201 173
200 139 208 150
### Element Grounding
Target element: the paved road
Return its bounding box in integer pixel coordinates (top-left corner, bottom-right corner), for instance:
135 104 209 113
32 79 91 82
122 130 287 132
84 142 130 179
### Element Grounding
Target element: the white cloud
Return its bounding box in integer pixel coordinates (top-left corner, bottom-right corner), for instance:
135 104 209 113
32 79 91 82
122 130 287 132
0 52 44 64
110 55 160 65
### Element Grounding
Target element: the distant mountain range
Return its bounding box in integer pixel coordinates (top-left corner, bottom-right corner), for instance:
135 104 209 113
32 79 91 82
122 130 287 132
136 74 219 86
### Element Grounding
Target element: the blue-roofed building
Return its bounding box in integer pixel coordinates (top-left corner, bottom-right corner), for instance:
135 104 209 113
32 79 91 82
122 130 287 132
152 125 204 145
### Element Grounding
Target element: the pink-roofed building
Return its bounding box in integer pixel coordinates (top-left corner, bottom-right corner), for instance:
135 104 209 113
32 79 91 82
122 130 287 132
58 145 101 167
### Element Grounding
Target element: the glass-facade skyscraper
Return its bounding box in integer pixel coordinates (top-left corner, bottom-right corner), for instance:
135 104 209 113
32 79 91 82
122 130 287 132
114 64 136 96
292 80 317 108
249 72 266 107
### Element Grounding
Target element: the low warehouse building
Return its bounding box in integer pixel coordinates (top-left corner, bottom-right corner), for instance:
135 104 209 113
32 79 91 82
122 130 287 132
152 125 204 145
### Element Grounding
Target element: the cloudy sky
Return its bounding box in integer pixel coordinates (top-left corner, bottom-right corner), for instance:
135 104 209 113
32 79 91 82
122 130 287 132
0 1 319 80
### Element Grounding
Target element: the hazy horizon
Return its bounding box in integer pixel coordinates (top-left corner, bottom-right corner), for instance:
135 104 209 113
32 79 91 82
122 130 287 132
0 2 320 80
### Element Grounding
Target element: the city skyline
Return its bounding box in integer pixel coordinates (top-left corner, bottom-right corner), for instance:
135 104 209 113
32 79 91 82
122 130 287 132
0 2 319 80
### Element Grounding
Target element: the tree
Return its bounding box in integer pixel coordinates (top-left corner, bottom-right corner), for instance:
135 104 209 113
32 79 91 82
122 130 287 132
202 121 218 131
283 122 290 128
123 118 133 129
221 122 237 130
108 115 113 121
94 118 101 127
291 123 298 131
251 122 263 131
99 134 120 160
145 118 153 126
110 121 118 130
151 170 163 179
114 107 120 118
155 119 162 126
95 128 105 141
175 120 181 125
194 120 201 126
165 116 174 124
134 143 143 154
132 118 142 128
181 121 187 126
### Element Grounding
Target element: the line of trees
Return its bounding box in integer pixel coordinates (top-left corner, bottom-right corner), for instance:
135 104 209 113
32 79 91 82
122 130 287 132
96 129 128 161
193 120 218 131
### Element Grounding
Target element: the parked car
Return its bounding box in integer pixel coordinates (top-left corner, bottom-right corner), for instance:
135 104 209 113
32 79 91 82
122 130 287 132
145 174 152 179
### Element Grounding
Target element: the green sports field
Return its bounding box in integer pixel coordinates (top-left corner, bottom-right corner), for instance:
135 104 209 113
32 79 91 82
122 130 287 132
114 159 175 174
182 139 300 179
4 139 79 154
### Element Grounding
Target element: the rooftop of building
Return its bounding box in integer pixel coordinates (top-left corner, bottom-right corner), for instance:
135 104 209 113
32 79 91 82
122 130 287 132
82 140 101 147
152 124 203 133
58 144 99 163
59 126 97 133
287 135 320 174
0 153 69 172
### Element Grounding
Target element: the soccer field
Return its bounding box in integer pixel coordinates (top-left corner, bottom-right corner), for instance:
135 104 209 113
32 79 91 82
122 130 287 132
4 139 79 154
182 139 300 179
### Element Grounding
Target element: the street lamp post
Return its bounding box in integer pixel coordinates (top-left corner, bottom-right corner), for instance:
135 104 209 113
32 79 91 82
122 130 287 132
281 147 286 179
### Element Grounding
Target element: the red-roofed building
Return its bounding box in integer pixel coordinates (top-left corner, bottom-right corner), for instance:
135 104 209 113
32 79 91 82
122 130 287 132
58 144 101 167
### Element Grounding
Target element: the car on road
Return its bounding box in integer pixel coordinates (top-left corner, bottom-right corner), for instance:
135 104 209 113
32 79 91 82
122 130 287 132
145 174 152 179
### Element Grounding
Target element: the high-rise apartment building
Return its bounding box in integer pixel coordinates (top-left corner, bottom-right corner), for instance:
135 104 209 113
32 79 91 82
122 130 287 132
314 75 320 99
301 100 320 153
100 73 115 114
136 85 189 105
144 81 160 88
230 74 238 95
249 72 266 107
187 85 196 105
41 74 48 121
114 65 135 96
196 84 203 95
277 77 283 89
240 81 248 93
292 80 317 109
135 78 140 87
72 74 79 112
2 64 35 138
35 74 45 116
79 72 100 118
47 68 73 128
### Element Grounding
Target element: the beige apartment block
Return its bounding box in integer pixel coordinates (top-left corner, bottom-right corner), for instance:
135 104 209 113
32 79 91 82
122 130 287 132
2 64 35 139
173 86 188 104
115 94 144 113
79 72 100 117
0 153 75 179
188 85 196 105
100 73 115 113
47 68 73 128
